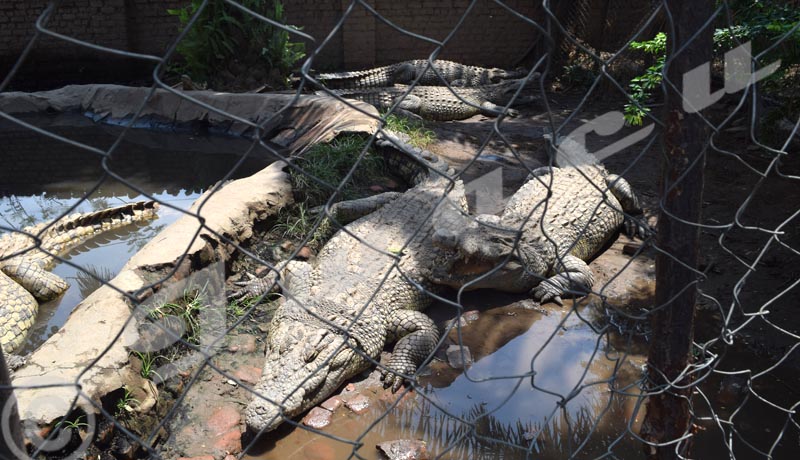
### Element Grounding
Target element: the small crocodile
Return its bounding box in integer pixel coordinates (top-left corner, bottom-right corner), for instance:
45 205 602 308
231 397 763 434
1 201 158 355
231 134 469 433
431 138 648 304
321 79 537 121
315 59 527 89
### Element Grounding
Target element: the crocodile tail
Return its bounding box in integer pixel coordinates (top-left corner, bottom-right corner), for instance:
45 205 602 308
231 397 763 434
41 200 159 255
316 64 403 89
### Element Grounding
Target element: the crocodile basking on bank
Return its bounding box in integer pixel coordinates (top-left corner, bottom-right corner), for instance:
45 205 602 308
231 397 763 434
231 134 470 433
1 201 158 355
315 59 527 89
321 79 537 121
431 137 648 303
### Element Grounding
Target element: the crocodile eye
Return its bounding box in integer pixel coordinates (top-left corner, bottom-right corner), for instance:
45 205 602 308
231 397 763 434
303 348 319 362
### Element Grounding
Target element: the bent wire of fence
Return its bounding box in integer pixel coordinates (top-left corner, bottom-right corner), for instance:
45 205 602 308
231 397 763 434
1 0 799 459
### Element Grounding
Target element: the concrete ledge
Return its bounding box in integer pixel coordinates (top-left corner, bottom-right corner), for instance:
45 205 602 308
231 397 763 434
0 84 380 154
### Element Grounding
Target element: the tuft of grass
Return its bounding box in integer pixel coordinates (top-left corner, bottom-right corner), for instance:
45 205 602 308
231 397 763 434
273 203 315 240
56 415 89 431
146 288 207 346
227 296 256 320
132 351 164 382
383 114 436 148
290 134 385 207
115 387 139 418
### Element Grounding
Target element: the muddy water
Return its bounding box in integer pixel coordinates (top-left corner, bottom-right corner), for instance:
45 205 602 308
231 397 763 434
245 295 648 460
0 115 276 352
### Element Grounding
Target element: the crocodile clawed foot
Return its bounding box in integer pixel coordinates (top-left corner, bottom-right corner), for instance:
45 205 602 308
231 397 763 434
227 272 280 301
380 369 407 393
380 359 417 393
624 215 652 240
531 284 565 307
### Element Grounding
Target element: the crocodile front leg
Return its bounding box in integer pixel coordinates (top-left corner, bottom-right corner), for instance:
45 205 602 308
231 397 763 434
530 254 595 306
229 259 313 301
380 309 439 392
605 174 649 238
479 101 519 118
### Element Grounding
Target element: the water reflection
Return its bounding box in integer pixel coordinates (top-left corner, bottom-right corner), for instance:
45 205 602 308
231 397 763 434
250 302 646 460
0 118 274 353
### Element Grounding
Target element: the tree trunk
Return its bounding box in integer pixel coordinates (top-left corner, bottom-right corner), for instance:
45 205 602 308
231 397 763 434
640 1 714 459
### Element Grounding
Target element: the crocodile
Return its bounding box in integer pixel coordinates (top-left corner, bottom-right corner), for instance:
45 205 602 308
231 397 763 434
320 79 538 121
431 137 648 304
231 134 470 433
315 59 528 89
1 201 158 355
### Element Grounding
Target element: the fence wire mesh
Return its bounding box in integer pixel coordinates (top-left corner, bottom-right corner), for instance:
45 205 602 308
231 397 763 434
1 0 799 459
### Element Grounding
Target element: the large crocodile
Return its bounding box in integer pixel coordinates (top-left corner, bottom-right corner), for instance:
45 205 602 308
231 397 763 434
431 138 648 303
231 134 469 433
0 201 158 355
315 59 527 89
321 79 537 121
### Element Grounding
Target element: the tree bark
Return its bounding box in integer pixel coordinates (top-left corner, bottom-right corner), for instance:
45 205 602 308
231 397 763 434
640 1 714 459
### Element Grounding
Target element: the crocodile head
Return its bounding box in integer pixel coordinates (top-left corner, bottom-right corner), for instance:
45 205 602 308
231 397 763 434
244 299 366 433
432 218 532 292
487 75 540 106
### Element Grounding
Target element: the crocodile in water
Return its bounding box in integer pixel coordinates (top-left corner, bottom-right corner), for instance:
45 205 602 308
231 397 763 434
315 59 527 89
1 201 158 355
231 134 470 433
321 79 537 121
431 137 648 304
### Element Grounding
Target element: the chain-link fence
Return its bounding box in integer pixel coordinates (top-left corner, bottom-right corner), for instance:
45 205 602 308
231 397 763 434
1 0 799 459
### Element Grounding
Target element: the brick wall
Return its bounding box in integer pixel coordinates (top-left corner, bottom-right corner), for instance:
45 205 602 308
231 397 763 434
0 1 646 88
282 0 542 70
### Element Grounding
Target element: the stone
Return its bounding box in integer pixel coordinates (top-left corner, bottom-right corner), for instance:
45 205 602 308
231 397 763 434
463 310 480 322
297 246 313 259
446 345 473 369
232 365 262 386
622 242 641 256
212 428 242 454
302 407 333 429
344 394 370 414
320 395 343 411
376 439 429 460
207 405 240 435
177 457 215 460
238 334 257 353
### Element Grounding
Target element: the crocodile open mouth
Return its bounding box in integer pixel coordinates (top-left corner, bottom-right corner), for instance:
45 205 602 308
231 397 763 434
451 258 497 277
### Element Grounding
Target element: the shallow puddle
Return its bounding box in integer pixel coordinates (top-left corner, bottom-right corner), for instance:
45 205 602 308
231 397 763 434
0 115 275 352
245 297 647 460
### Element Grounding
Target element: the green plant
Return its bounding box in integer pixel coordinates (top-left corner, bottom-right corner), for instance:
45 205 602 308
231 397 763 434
273 203 315 240
290 134 385 206
623 3 800 126
146 288 208 346
56 415 89 431
132 351 164 382
624 32 667 126
115 387 139 417
383 114 437 148
167 0 305 87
